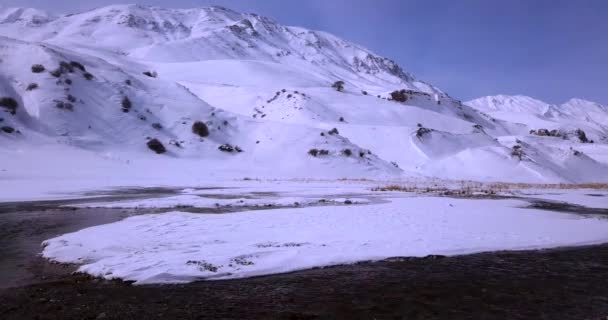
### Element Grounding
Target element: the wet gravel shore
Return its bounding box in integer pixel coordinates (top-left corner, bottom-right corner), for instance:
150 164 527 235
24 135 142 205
2 191 608 319
1 244 608 319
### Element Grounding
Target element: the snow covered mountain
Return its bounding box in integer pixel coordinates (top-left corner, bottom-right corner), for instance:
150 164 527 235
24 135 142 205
0 4 436 92
0 4 607 186
467 95 608 143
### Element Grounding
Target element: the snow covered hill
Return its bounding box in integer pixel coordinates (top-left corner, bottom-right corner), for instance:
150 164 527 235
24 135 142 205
0 4 607 187
467 95 608 144
0 4 437 93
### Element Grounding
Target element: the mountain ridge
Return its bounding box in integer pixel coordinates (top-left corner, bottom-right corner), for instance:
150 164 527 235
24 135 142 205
0 4 436 93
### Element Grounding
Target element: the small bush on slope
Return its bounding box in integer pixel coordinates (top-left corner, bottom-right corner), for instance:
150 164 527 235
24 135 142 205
83 72 94 80
26 83 39 91
511 145 524 160
1 126 15 133
143 71 158 78
121 96 132 112
530 129 561 137
575 129 589 143
31 64 45 73
332 80 345 92
54 101 74 111
416 127 432 139
309 149 330 157
218 144 243 153
0 97 18 114
390 90 408 102
192 121 210 137
147 139 166 154
69 61 86 72
59 61 74 73
49 69 62 78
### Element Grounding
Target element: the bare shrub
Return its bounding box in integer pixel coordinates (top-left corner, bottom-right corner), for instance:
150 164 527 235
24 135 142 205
54 101 74 111
0 97 18 114
390 90 408 102
331 80 345 92
192 121 210 137
121 96 132 112
69 61 86 72
575 129 589 143
511 145 524 160
143 71 158 78
31 64 45 73
147 139 166 154
59 61 74 73
1 126 15 133
219 144 234 152
50 69 63 78
416 127 432 138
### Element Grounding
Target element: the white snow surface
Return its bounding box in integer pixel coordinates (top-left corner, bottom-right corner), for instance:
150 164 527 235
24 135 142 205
42 194 608 284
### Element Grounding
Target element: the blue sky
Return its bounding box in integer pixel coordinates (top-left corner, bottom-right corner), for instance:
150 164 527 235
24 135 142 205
2 0 607 104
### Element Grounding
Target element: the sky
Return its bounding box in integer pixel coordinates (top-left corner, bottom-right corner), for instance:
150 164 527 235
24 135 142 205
1 0 607 104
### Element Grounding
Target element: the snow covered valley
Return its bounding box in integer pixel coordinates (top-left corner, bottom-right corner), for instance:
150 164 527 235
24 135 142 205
2 180 606 285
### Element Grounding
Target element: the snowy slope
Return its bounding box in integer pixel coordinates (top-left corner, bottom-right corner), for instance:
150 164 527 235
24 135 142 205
0 4 607 185
467 95 608 143
0 4 437 93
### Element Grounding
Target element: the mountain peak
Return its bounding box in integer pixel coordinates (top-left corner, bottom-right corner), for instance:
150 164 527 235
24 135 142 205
0 4 435 92
466 95 549 113
561 98 604 108
0 7 55 26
